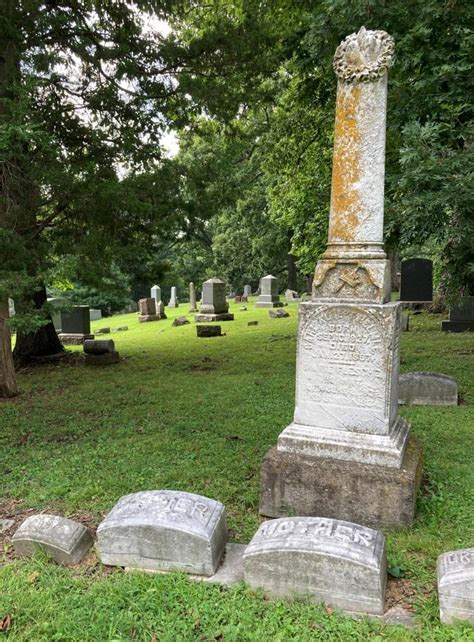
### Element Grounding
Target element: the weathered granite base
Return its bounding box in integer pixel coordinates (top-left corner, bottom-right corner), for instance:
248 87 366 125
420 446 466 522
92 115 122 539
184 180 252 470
260 439 423 529
255 301 284 308
195 313 234 322
59 333 94 345
441 321 474 332
85 351 120 366
138 314 165 322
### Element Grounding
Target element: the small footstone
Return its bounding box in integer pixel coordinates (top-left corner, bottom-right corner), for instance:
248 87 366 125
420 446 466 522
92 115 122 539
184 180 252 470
248 321 258 327
95 327 111 334
112 326 128 332
243 517 386 615
12 515 93 565
84 339 115 354
401 314 409 332
239 306 247 311
399 372 458 406
97 490 228 576
437 548 474 624
85 351 120 365
196 325 222 338
172 316 190 327
269 309 289 319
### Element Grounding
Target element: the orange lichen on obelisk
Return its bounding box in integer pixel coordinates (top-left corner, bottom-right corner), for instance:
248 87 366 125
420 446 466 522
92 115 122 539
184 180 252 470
329 84 362 243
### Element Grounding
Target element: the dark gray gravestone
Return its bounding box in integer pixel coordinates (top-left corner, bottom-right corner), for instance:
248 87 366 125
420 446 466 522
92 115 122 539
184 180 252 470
399 259 433 302
442 296 474 332
61 306 91 334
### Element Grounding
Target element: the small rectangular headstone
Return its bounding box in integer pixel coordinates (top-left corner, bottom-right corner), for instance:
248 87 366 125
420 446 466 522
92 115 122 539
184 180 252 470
398 372 458 406
400 259 433 302
61 306 91 334
243 517 386 615
84 339 115 355
97 490 228 576
12 515 93 565
196 325 222 337
437 548 474 624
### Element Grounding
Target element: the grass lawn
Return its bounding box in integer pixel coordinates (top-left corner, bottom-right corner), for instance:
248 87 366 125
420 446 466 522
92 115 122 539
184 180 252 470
1 300 473 641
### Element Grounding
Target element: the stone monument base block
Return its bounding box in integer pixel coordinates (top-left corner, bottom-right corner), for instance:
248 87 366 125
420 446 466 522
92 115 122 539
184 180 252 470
139 314 164 323
59 333 94 345
255 301 284 308
195 313 234 322
441 321 474 333
260 439 422 529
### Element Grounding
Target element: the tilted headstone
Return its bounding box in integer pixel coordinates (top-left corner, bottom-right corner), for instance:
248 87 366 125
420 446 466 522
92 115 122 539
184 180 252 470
189 282 198 312
255 275 283 308
399 259 433 302
59 305 93 344
399 372 458 406
243 284 252 298
442 296 474 332
195 278 234 322
260 28 422 529
243 517 386 615
90 309 102 322
138 297 159 323
168 286 179 308
97 490 228 576
437 548 474 624
12 515 93 565
285 289 301 302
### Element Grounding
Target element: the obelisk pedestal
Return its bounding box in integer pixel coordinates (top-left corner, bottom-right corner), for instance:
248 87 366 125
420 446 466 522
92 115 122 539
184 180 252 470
260 28 422 529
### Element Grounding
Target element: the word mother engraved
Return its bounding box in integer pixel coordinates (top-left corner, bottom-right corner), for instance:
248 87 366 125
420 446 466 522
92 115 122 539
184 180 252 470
97 490 228 576
243 517 386 615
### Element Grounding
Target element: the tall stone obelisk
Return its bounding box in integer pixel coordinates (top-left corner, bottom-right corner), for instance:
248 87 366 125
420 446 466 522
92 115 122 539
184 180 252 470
260 28 422 529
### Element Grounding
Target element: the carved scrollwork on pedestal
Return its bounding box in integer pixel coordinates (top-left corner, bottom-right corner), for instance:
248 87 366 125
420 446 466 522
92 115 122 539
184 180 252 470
334 26 394 83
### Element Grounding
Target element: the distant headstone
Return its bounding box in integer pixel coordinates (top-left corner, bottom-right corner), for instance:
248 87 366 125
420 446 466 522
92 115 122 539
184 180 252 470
138 297 159 322
97 490 228 576
196 325 223 337
437 548 474 624
195 278 234 322
111 326 128 332
239 306 247 311
90 309 102 322
59 305 93 344
285 289 301 302
243 517 386 615
168 286 179 308
269 309 289 319
95 327 110 334
240 295 248 303
8 298 15 317
255 275 283 308
399 259 433 302
243 285 252 298
150 284 166 318
84 339 119 365
442 296 474 332
172 316 190 327
248 321 258 326
399 372 458 406
12 515 93 565
189 282 198 312
234 295 242 303
401 313 409 332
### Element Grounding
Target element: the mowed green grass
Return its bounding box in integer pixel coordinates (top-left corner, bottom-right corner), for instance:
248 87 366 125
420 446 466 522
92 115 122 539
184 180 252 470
0 300 473 641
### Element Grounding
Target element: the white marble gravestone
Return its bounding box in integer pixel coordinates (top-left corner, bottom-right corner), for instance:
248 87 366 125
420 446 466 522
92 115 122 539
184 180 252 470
243 284 252 298
399 372 458 406
195 278 234 322
150 285 166 319
243 517 386 615
255 275 283 308
96 490 228 576
12 515 93 565
260 27 422 528
168 286 179 308
437 548 474 624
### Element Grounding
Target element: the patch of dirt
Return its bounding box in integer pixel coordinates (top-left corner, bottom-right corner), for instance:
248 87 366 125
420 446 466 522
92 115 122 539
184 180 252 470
385 576 417 610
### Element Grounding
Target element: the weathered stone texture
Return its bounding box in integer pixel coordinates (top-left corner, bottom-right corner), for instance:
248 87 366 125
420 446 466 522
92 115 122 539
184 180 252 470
97 490 228 576
85 351 120 365
255 275 283 308
437 548 474 624
84 339 115 354
200 278 229 315
399 372 458 406
269 309 290 319
196 325 223 337
12 515 93 565
260 439 422 529
243 516 386 615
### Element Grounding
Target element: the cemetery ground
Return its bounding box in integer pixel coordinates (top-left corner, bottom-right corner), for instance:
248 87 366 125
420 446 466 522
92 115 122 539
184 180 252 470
0 301 473 641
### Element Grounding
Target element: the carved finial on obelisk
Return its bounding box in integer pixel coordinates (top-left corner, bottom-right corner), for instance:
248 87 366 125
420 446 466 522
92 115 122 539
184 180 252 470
313 27 394 304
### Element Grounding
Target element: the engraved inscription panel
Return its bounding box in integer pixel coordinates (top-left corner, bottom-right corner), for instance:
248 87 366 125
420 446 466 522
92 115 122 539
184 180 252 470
96 491 228 575
243 517 386 615
437 548 474 624
294 304 393 434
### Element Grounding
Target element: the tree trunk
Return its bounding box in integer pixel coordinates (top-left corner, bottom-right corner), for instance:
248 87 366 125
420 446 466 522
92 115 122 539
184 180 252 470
287 230 298 291
13 286 65 366
0 296 18 397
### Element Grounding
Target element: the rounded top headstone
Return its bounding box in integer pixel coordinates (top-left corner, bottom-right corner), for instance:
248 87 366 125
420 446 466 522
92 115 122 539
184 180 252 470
333 26 394 83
